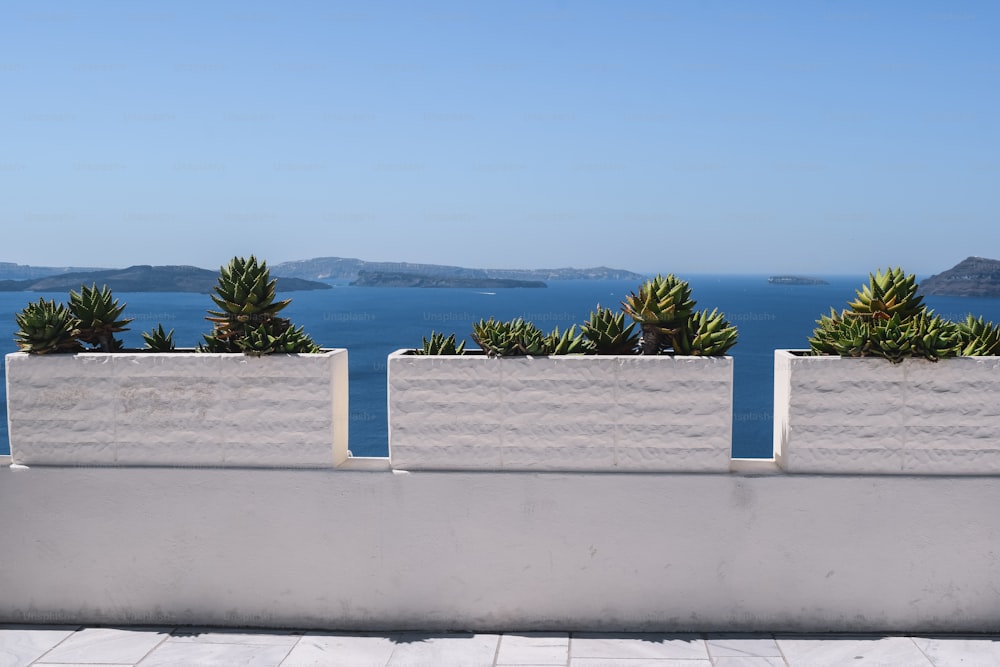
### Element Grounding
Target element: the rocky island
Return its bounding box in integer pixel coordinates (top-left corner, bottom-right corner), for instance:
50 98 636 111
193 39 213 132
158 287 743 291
272 257 643 282
350 270 546 288
767 275 829 285
0 265 330 293
922 257 1000 297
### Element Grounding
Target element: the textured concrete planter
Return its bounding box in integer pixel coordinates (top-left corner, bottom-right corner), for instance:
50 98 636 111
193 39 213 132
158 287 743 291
5 350 349 467
774 350 1000 474
388 350 734 471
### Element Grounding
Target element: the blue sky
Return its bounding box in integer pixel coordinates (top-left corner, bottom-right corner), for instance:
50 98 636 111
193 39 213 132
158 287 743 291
2 1 998 275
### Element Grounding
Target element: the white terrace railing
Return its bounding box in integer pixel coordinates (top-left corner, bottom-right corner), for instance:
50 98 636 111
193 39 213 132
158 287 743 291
2 456 999 633
3 349 1000 632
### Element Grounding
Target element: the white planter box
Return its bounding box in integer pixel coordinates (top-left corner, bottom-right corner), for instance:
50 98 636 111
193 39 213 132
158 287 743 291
388 350 734 471
774 350 1000 474
5 350 349 467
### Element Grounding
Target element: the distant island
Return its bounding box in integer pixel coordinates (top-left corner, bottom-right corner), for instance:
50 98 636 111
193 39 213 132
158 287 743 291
0 265 330 293
350 270 546 289
0 256 645 292
922 256 1000 297
271 257 644 282
768 276 829 285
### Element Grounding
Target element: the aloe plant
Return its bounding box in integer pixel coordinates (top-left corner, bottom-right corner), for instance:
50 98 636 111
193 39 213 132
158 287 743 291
142 324 176 352
809 268 963 363
688 308 739 356
957 315 1000 356
581 306 638 355
620 274 737 355
417 331 466 355
202 255 319 354
471 317 547 357
69 283 132 352
14 298 83 354
621 274 696 354
544 324 590 355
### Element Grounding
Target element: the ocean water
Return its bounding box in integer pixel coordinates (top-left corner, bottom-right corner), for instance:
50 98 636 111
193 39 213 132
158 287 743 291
2 276 999 459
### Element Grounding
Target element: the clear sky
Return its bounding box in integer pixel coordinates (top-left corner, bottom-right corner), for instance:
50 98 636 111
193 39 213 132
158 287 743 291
2 1 998 275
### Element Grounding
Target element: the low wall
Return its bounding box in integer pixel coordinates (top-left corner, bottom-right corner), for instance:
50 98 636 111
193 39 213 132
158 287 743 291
2 459 999 632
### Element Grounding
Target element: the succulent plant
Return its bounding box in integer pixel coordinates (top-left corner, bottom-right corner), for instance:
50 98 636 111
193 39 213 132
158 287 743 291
142 324 176 352
417 331 466 355
809 269 961 363
957 315 1000 357
845 267 923 321
69 283 132 352
544 324 589 355
202 255 319 355
621 274 697 354
236 322 320 356
687 308 739 356
472 317 547 357
14 298 83 354
620 274 735 356
581 305 638 355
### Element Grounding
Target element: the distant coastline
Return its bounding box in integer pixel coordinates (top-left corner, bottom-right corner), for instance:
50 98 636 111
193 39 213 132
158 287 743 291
767 276 829 285
350 270 546 289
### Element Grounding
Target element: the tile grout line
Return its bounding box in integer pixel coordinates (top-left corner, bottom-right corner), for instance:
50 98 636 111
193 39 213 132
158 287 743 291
491 631 503 667
28 625 85 666
274 633 304 667
909 635 936 666
130 626 178 666
773 633 792 667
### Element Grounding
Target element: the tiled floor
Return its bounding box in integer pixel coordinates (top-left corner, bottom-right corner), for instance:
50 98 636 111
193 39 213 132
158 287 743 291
3 625 1000 666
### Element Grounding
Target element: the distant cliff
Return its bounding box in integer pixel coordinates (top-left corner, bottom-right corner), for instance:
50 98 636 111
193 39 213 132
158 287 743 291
0 261 107 280
350 270 546 288
922 257 1000 297
0 265 331 293
273 256 643 282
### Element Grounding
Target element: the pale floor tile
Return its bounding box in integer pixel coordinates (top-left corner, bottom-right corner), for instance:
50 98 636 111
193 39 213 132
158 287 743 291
714 658 786 667
911 635 1000 667
571 659 710 666
386 633 501 667
572 633 710 660
35 626 172 664
775 635 933 666
139 639 294 666
496 632 570 665
0 625 80 667
281 632 400 666
705 635 783 658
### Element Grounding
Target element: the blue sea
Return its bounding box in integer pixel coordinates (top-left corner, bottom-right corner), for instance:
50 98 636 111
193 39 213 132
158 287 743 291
2 276 999 459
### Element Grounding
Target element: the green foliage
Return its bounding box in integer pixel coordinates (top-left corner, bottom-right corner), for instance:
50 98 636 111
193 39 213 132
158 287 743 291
69 283 132 352
544 324 589 355
809 268 963 363
417 331 467 355
472 317 547 357
236 322 320 356
957 315 1000 356
621 274 736 355
846 267 923 321
581 306 639 355
202 255 320 355
688 308 739 356
14 298 83 354
142 324 176 352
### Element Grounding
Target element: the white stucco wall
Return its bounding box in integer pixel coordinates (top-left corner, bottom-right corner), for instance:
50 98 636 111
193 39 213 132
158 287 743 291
5 351 349 467
388 351 733 472
2 462 999 633
774 351 1000 474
